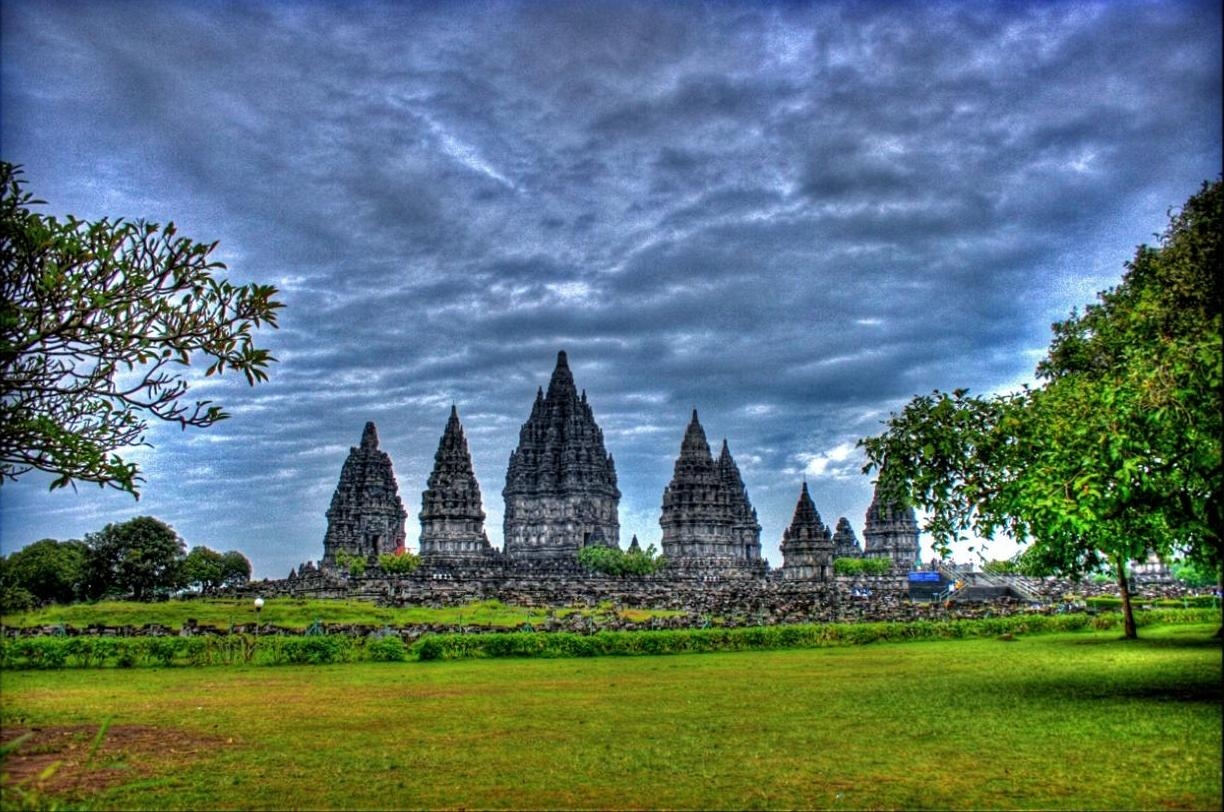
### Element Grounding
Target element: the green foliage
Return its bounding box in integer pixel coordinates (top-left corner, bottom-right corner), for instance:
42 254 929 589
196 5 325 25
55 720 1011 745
861 180 1223 638
0 162 283 496
376 550 421 575
219 550 251 587
0 610 1217 672
183 546 225 593
0 596 683 631
577 543 667 575
982 558 1018 575
1171 558 1220 588
275 636 349 665
1 584 36 614
411 609 1217 662
84 516 186 601
334 550 367 577
833 557 893 576
1 538 87 604
366 635 408 662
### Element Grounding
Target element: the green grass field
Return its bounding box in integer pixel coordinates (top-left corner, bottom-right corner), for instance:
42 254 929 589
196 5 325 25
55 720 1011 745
0 597 682 631
2 624 1219 810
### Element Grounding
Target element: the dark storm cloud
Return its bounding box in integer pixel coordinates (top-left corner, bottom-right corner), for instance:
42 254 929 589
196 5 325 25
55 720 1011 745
1 0 1219 574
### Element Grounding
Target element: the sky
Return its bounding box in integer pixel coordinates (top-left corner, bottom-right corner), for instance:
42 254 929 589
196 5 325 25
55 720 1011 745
1 0 1220 579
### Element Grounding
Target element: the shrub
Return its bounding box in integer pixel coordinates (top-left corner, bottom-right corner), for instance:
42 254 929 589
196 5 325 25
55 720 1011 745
334 551 367 578
367 635 407 662
377 551 421 575
834 558 892 576
577 544 666 576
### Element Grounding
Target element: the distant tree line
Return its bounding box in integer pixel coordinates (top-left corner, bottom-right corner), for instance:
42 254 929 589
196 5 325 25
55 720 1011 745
0 516 250 612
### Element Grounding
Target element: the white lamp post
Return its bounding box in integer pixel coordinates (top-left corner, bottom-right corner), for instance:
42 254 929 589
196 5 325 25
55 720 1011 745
254 597 264 635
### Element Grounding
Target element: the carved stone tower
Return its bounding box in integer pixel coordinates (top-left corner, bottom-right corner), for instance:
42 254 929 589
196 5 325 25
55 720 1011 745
832 517 862 559
419 406 497 563
780 482 834 580
322 422 407 566
660 411 764 572
863 479 920 570
503 351 621 561
718 440 763 563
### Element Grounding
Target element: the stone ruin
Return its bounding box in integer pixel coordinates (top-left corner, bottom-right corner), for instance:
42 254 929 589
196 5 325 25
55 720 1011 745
320 422 407 566
315 351 920 584
418 406 499 563
659 411 764 576
862 480 922 569
833 517 862 559
779 482 834 580
502 350 621 561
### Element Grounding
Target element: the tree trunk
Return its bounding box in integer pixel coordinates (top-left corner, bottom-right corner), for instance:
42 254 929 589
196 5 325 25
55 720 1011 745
1114 554 1137 640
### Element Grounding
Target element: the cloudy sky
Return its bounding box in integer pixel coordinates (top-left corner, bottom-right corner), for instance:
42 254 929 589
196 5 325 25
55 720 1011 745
1 0 1220 578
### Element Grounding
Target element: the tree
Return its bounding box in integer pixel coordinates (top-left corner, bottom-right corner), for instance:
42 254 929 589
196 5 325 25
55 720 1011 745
84 516 186 601
0 163 283 496
861 180 1222 639
183 545 225 593
220 550 252 587
2 538 88 605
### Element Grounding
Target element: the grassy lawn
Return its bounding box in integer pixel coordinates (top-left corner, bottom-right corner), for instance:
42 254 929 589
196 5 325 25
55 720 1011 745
0 597 682 631
1 624 1219 810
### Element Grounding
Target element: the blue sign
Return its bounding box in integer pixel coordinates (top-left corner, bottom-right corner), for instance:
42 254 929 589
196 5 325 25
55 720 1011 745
908 571 941 582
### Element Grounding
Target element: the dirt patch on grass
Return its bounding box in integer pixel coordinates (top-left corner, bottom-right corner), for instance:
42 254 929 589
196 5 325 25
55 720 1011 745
1 724 224 800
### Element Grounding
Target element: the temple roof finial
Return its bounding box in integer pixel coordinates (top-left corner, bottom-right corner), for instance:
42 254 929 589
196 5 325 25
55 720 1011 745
360 421 379 451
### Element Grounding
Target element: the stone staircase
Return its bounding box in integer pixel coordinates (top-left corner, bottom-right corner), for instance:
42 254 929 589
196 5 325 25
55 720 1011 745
931 564 1045 604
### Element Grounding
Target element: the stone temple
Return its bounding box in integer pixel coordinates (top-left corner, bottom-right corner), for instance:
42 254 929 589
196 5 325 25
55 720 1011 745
418 406 497 563
862 480 921 569
779 482 834 580
315 351 921 581
659 410 765 574
832 516 862 559
321 422 407 566
502 351 621 561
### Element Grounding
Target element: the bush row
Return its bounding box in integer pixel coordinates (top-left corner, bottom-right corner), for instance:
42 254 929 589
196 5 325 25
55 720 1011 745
2 609 1215 669
412 608 1220 660
0 633 410 670
1085 595 1220 609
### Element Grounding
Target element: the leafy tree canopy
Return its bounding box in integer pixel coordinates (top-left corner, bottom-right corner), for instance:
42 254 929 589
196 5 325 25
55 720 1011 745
861 179 1222 638
183 545 225 593
0 162 283 496
220 550 252 587
84 516 186 601
1 537 87 605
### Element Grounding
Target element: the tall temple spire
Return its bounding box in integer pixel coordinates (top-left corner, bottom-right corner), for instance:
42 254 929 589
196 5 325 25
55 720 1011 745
503 351 620 561
718 438 763 563
779 482 834 580
863 478 920 570
833 516 862 558
322 422 407 566
360 421 379 451
546 350 576 401
660 412 763 574
680 410 713 462
419 406 496 563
